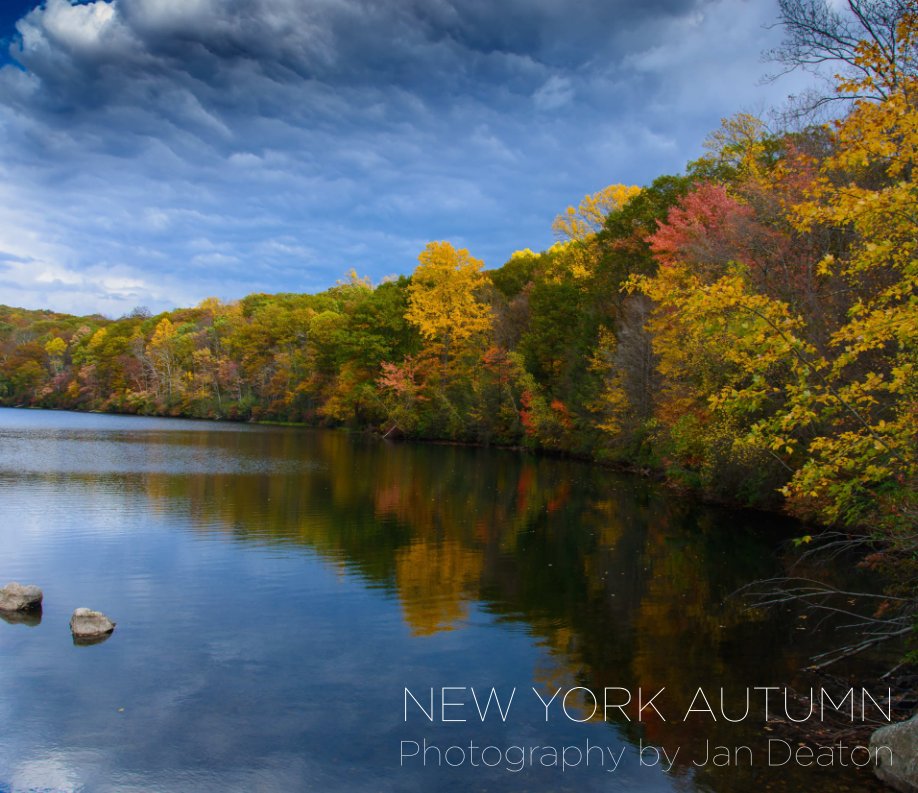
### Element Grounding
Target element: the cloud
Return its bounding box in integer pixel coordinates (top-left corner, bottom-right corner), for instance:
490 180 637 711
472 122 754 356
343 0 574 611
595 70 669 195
0 0 813 315
533 75 574 111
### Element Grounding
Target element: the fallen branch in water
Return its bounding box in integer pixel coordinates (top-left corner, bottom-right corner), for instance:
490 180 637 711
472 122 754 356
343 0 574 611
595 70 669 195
735 575 915 673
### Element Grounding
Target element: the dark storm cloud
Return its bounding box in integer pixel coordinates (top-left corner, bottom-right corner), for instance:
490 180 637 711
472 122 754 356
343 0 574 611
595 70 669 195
5 0 699 124
0 0 810 314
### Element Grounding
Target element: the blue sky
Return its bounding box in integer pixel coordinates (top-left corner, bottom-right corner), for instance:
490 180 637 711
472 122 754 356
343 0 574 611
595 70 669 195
0 0 813 317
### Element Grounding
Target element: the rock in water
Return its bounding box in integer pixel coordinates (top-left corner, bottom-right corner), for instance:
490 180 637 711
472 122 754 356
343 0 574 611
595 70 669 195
871 715 918 792
0 582 43 612
69 608 116 640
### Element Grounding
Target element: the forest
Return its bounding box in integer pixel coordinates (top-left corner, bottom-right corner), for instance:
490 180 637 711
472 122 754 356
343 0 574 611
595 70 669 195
1 5 915 608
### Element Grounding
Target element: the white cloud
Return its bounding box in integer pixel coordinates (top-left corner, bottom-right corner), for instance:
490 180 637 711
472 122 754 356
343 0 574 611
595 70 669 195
18 0 135 59
41 0 118 49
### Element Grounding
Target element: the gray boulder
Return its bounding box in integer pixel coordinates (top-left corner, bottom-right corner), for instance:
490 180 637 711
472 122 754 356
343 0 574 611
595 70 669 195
69 608 116 640
0 582 43 612
871 714 918 792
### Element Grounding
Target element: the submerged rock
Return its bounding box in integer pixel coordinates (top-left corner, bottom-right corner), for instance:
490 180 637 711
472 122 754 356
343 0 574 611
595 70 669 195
0 582 43 612
69 608 116 641
871 714 918 792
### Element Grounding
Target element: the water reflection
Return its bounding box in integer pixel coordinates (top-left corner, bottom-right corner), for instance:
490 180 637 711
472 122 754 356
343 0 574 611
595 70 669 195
72 632 113 647
0 608 42 627
0 409 883 792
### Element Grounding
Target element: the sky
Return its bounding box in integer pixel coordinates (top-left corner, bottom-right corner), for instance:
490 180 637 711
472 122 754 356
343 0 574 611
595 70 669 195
0 0 815 317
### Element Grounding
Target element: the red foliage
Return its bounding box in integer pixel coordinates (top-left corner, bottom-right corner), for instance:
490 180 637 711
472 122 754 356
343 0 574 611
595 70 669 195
648 183 754 273
519 390 536 435
550 398 573 430
377 357 417 395
648 177 825 314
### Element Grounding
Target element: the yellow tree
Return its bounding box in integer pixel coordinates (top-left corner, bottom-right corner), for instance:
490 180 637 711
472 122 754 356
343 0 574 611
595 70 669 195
405 241 492 367
146 318 180 402
44 336 67 374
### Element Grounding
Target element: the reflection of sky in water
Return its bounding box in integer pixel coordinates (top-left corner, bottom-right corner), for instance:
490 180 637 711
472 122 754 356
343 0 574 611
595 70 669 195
0 434 323 475
0 412 324 476
0 409 883 793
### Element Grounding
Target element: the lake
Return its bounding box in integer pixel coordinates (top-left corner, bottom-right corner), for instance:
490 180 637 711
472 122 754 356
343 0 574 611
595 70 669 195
0 408 885 792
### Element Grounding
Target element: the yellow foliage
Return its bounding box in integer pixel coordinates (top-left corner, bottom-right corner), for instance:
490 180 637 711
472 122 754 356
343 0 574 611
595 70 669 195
88 328 107 349
44 337 67 357
197 297 223 313
406 241 492 352
700 113 769 178
587 327 630 438
551 184 641 242
148 318 176 349
782 12 918 523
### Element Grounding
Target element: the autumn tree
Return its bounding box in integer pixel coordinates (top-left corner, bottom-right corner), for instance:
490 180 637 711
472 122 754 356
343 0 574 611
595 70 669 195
405 241 492 367
44 336 66 374
145 318 181 403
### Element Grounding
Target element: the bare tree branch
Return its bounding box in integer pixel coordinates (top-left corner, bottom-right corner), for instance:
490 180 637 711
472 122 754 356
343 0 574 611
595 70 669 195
765 0 917 119
736 574 915 670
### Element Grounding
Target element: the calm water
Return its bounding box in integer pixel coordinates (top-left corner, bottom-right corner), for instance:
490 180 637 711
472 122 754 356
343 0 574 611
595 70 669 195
0 408 884 792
